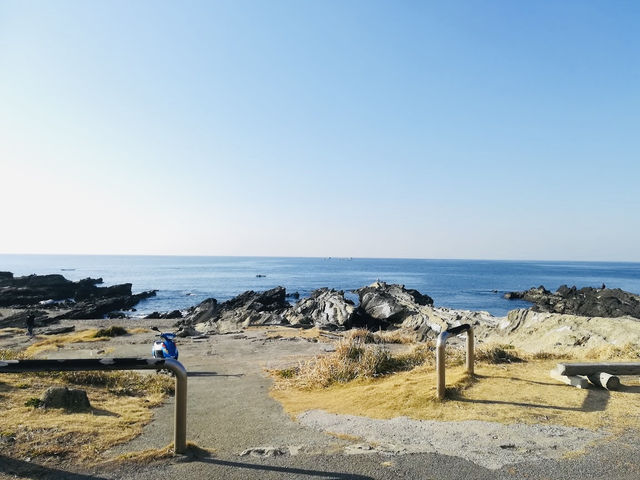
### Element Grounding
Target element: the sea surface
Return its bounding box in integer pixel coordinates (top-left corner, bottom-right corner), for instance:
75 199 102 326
1 255 640 318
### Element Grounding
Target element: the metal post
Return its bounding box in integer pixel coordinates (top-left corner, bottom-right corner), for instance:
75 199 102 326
466 327 474 375
163 359 188 453
436 331 448 400
0 357 188 454
436 324 474 400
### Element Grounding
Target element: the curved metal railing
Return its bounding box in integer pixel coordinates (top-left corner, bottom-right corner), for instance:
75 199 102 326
436 324 474 400
0 357 188 453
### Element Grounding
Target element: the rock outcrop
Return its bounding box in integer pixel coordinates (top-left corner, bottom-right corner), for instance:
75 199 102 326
285 288 355 330
0 272 156 321
351 281 495 340
354 281 433 326
495 309 640 352
53 290 156 320
145 310 183 320
181 287 290 334
505 285 640 319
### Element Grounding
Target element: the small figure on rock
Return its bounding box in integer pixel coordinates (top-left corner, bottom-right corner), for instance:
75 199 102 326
25 311 36 336
601 283 606 289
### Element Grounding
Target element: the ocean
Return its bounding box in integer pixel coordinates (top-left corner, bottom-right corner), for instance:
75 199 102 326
1 255 640 318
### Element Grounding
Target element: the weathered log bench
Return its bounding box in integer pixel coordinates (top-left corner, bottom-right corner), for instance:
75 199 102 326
550 362 640 390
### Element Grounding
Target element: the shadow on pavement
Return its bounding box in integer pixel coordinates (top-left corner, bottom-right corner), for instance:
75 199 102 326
453 397 602 412
0 455 108 480
195 457 373 479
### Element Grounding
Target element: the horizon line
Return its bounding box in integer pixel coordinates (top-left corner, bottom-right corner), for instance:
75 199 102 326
1 252 639 265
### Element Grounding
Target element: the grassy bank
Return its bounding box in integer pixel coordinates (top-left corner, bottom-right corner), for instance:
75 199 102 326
270 334 640 431
0 327 174 465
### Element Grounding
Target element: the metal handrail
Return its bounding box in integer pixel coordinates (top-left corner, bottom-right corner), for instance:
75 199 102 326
436 324 474 400
0 357 188 454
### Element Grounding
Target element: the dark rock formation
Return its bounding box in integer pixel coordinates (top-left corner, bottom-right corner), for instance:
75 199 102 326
285 288 355 330
504 285 640 318
354 281 434 327
145 310 183 320
0 272 156 320
40 386 91 411
38 325 76 335
180 287 290 334
54 290 156 320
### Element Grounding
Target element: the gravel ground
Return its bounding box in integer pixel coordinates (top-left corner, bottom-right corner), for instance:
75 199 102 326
297 411 604 470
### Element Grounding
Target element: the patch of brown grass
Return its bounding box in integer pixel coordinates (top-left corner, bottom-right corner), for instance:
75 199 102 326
93 326 127 338
0 327 25 338
24 329 113 357
0 369 174 464
59 370 174 396
271 338 438 390
475 344 524 364
270 340 640 431
0 348 27 360
344 328 417 345
584 343 640 361
374 329 418 344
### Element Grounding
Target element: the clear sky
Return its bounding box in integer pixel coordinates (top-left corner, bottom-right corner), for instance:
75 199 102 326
1 1 638 261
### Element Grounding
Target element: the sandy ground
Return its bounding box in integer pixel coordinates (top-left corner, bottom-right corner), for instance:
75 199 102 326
2 320 640 479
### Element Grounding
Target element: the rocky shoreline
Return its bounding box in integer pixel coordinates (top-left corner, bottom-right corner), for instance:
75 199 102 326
504 284 640 318
0 271 156 328
3 271 640 348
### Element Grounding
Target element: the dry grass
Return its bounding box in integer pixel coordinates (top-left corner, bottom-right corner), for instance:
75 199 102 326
0 327 25 338
270 339 640 431
584 343 640 361
271 338 435 389
345 328 417 344
0 347 175 464
475 344 524 364
24 328 126 357
93 325 128 338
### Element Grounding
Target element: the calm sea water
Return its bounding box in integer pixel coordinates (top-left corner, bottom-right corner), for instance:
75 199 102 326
2 255 640 317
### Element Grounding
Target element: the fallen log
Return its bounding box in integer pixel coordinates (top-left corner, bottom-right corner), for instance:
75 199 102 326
586 372 621 391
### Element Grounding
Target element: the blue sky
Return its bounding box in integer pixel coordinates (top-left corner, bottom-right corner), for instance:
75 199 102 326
1 1 638 260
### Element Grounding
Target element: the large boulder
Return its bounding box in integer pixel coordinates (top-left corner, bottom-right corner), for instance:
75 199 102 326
352 281 499 340
145 310 183 320
400 306 499 342
285 288 355 330
182 287 290 334
354 281 434 325
505 285 640 319
40 386 91 411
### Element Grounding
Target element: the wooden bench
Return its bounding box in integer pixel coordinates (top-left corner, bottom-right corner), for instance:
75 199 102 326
549 362 640 390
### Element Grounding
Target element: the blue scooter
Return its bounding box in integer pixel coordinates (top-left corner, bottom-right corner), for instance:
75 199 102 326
151 327 179 360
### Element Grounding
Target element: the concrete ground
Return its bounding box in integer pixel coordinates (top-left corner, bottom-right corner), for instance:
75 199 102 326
2 321 640 479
